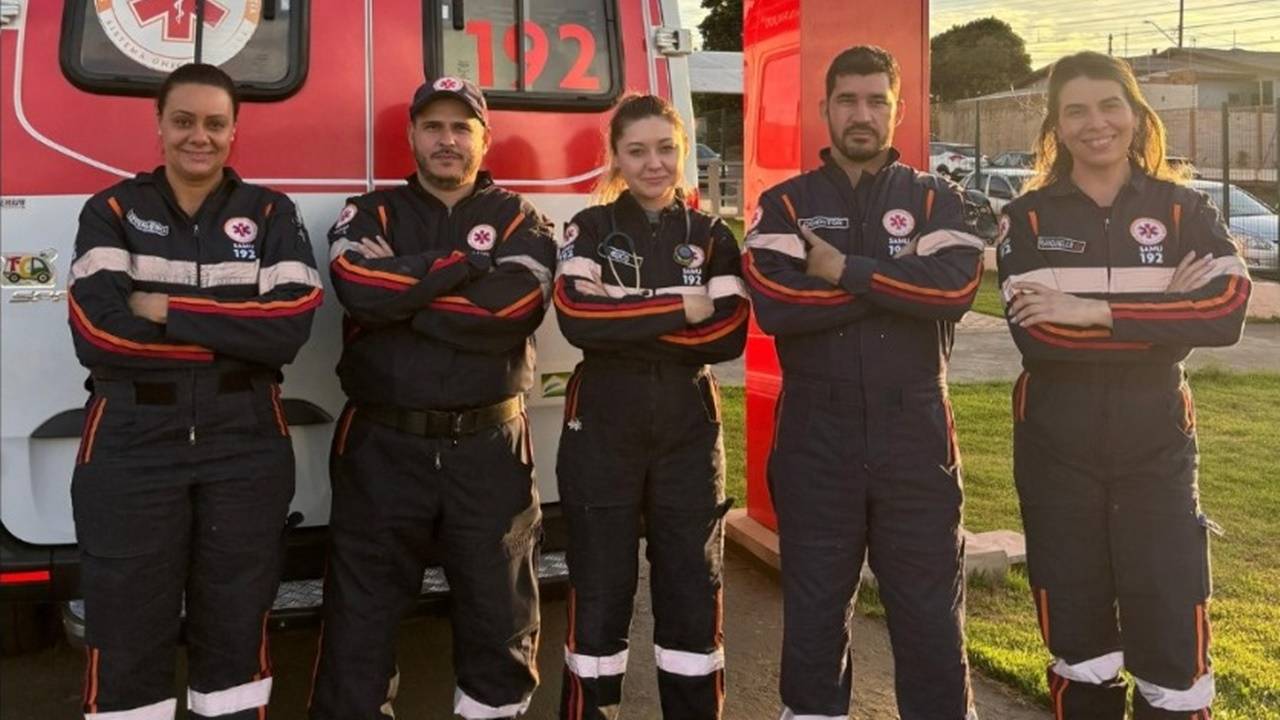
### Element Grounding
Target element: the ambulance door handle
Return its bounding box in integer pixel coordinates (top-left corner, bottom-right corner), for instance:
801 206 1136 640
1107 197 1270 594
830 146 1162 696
452 0 465 31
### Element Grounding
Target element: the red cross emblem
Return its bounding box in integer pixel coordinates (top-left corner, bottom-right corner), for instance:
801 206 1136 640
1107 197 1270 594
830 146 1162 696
889 215 908 230
1136 223 1158 239
130 0 229 43
435 77 464 91
230 222 252 238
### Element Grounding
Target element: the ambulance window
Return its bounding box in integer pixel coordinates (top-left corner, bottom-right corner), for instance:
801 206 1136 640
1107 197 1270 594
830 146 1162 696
430 0 621 108
756 51 800 170
60 0 309 99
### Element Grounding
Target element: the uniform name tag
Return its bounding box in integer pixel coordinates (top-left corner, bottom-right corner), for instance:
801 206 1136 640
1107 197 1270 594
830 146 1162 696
1037 236 1087 253
799 216 850 230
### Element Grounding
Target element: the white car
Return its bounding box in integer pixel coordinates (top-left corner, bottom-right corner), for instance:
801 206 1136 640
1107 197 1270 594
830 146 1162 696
1190 180 1278 271
961 168 1034 212
930 142 981 179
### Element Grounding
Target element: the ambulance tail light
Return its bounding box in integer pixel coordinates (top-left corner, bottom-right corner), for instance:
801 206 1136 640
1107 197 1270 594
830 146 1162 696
0 569 52 586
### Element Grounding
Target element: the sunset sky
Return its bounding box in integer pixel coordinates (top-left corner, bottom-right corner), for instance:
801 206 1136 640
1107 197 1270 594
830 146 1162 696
678 0 1280 67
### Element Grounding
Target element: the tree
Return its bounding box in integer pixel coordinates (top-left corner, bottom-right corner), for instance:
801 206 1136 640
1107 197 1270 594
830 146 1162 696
692 0 743 156
697 0 742 51
931 18 1032 102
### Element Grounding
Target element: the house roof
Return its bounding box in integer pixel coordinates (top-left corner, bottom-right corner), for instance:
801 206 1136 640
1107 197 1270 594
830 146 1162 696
1015 47 1280 88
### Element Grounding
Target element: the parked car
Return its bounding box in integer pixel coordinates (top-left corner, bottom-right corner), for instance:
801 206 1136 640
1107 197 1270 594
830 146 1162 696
990 151 1035 169
961 168 1034 212
1191 180 1278 270
930 142 986 179
697 142 727 179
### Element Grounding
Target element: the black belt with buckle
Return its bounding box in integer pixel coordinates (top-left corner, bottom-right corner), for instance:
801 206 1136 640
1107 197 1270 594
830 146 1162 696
360 396 524 438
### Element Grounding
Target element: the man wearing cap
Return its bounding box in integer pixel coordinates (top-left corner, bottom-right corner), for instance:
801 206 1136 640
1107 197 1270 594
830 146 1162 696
309 77 556 719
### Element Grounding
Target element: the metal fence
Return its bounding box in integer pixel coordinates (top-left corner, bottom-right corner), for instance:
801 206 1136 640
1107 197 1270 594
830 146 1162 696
935 97 1280 278
698 159 745 218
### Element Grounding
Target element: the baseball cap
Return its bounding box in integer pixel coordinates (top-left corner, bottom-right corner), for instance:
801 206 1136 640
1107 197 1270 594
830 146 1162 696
409 76 489 126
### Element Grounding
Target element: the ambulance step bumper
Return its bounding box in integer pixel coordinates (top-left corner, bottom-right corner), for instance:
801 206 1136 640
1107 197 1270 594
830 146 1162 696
60 550 569 643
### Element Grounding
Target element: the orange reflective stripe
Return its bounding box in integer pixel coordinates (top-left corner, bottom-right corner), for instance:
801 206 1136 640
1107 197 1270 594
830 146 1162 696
1037 587 1051 647
1111 275 1246 314
925 188 936 222
106 196 123 219
743 250 851 301
332 255 417 286
502 212 526 242
871 265 982 299
80 397 107 464
1027 210 1040 236
335 407 357 456
1173 202 1183 241
780 193 798 223
69 294 213 360
659 302 748 345
169 287 323 313
377 205 388 234
1195 603 1207 677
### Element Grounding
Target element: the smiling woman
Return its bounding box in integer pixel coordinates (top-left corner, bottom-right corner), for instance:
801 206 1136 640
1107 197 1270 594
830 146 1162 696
995 50 1251 720
65 62 322 719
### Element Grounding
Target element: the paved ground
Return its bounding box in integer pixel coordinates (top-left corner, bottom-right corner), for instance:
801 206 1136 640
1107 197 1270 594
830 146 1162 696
714 309 1280 387
0 546 1047 720
950 313 1280 383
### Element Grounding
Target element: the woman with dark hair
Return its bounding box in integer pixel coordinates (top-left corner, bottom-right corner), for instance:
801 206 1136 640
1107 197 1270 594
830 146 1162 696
997 51 1250 720
68 63 322 719
552 94 749 719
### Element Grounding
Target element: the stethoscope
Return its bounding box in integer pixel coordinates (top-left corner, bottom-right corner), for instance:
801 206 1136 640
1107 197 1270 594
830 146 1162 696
599 201 693 295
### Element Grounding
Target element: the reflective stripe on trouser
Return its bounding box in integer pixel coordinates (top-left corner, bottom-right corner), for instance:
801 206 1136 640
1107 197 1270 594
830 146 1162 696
73 378 294 720
557 360 729 720
1015 368 1214 720
308 410 541 720
769 377 973 720
85 698 177 720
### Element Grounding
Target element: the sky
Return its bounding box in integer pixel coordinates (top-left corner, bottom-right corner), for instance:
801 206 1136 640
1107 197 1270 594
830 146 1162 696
678 0 1280 67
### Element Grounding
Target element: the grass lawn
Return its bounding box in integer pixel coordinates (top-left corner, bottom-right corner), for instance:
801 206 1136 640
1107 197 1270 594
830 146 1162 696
718 372 1280 719
971 269 1005 319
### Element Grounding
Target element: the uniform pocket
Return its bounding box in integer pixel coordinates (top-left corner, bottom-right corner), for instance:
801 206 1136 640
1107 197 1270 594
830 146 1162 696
694 372 722 424
268 383 290 437
563 367 585 429
1013 371 1031 423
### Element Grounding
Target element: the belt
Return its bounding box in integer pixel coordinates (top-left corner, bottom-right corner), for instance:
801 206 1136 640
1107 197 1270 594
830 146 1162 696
94 371 263 405
359 396 523 438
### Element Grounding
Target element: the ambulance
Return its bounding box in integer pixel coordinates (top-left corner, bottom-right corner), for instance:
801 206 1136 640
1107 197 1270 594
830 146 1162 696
0 0 697 650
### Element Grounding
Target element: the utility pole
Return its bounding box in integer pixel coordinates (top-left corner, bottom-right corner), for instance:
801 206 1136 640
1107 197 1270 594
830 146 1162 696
1178 0 1184 48
1108 33 1114 55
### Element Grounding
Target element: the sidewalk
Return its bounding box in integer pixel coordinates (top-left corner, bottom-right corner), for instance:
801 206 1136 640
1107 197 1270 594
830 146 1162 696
950 312 1280 383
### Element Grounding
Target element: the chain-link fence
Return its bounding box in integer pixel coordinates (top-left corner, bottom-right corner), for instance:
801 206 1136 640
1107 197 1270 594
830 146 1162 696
934 94 1280 279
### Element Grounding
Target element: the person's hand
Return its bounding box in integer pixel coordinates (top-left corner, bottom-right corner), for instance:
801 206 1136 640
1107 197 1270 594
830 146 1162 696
682 293 715 324
1008 282 1112 328
893 237 919 259
128 291 169 323
572 278 607 297
1166 251 1216 293
799 225 846 284
355 235 394 259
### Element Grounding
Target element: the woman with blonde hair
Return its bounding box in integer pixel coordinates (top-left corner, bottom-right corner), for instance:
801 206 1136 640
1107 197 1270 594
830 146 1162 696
996 51 1250 720
551 94 749 719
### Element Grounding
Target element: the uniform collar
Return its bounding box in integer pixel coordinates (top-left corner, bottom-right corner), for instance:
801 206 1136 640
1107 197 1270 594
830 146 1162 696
819 146 901 176
139 166 241 219
1045 163 1148 198
406 170 495 207
615 188 685 222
